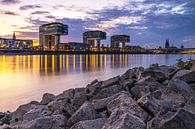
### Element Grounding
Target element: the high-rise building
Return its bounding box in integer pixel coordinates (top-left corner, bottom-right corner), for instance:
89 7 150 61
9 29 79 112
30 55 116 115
39 22 68 50
111 35 130 48
83 30 106 48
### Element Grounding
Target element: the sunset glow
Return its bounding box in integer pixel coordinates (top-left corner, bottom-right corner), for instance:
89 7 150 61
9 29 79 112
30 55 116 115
0 0 195 47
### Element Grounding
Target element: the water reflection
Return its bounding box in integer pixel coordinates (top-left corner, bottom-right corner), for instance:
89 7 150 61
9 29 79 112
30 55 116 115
0 55 133 75
1 54 194 76
0 54 194 112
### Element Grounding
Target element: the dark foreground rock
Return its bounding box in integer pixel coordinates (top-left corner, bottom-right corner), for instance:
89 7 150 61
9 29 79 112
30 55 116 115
1 63 194 129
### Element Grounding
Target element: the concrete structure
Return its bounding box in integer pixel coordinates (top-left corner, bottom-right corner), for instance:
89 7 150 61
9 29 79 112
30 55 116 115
83 31 106 48
111 35 130 48
0 32 33 49
39 22 68 50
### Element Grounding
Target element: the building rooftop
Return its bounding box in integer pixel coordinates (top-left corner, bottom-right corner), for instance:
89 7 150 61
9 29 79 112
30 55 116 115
40 22 64 27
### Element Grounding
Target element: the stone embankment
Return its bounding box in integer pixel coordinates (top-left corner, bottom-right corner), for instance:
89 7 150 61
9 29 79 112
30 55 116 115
0 63 195 129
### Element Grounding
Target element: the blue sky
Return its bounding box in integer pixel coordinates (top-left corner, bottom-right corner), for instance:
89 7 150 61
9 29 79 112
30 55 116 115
0 0 195 48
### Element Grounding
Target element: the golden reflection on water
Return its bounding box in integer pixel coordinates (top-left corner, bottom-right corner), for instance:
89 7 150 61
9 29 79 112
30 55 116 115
1 54 193 112
0 54 160 76
0 54 127 112
0 54 134 75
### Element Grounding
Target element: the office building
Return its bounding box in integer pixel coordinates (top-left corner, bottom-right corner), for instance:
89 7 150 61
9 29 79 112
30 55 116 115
39 22 68 50
111 35 130 48
83 30 106 48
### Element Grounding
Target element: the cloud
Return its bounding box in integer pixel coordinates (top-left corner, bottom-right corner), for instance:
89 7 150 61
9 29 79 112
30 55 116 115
1 0 20 5
45 15 57 19
0 10 19 16
6 0 194 48
17 31 38 39
26 18 49 27
19 5 42 10
31 11 50 15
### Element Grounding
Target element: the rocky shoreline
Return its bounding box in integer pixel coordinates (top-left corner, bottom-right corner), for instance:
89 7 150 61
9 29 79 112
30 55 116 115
0 63 195 129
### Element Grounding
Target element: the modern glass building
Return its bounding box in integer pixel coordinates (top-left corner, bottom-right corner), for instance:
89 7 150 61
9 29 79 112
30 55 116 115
111 35 130 48
39 22 68 50
83 30 106 48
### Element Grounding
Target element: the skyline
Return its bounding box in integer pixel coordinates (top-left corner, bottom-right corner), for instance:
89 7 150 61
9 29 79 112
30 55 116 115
0 0 195 48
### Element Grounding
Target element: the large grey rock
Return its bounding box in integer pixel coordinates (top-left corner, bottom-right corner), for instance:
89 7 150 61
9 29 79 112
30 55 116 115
11 101 39 122
190 83 195 91
121 69 136 80
132 67 144 79
67 102 98 128
0 112 11 125
92 91 128 112
50 115 67 129
70 118 106 129
162 79 194 105
85 80 102 95
138 92 162 116
72 94 92 109
101 76 120 88
56 89 74 100
130 76 164 100
93 84 126 100
147 108 195 129
23 105 52 121
56 88 85 102
119 78 134 91
40 93 55 105
172 70 195 83
74 88 86 98
102 110 146 129
135 76 161 86
139 69 169 82
0 124 12 129
184 96 195 113
147 96 195 129
0 113 5 120
107 92 150 122
149 64 178 78
12 115 66 129
172 70 191 79
47 99 76 118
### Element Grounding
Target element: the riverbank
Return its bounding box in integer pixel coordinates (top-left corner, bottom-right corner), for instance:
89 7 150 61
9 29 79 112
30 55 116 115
0 63 195 129
0 49 152 55
0 49 195 55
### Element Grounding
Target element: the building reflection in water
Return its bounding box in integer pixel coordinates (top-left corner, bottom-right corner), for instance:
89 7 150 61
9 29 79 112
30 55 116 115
0 54 146 76
1 54 195 112
39 55 109 75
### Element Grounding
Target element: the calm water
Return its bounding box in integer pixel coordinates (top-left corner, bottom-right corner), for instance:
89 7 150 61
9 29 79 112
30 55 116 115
0 54 194 112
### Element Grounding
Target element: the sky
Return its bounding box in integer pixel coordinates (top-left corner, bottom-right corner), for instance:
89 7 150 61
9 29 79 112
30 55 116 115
0 0 195 48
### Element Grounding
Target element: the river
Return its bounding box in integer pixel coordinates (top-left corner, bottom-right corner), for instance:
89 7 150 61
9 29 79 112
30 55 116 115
0 54 194 111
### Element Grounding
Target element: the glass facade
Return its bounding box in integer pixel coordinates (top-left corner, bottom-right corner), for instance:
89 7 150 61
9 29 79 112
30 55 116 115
39 23 68 50
39 23 68 35
83 31 106 40
111 35 130 48
83 31 107 48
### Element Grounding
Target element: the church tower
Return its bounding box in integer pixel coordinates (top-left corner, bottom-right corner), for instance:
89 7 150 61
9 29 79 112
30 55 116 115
165 39 170 48
13 31 16 40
